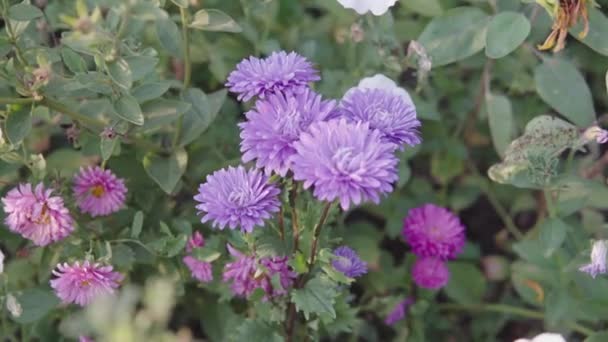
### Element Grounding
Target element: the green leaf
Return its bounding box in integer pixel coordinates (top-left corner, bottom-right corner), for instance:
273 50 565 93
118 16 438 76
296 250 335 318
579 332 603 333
139 99 191 133
106 58 133 90
179 88 227 146
13 288 59 324
125 56 159 82
100 136 118 161
131 211 144 238
444 262 486 305
8 3 43 21
111 244 136 268
132 82 173 103
142 149 188 194
166 234 188 257
191 247 221 263
291 276 338 320
61 48 86 73
485 12 530 59
114 94 144 125
571 7 608 56
418 7 489 67
402 0 442 17
189 9 242 33
534 58 595 127
156 17 183 58
538 218 568 257
170 0 189 8
234 320 282 342
486 93 514 157
586 332 608 342
5 107 32 145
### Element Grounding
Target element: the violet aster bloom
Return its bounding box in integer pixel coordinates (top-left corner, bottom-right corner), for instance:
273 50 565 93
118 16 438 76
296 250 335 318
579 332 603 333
226 51 320 102
402 204 466 260
259 256 297 296
579 240 608 278
50 261 122 306
186 231 205 253
291 119 399 210
183 256 213 283
194 166 281 233
384 297 415 326
332 246 368 278
2 183 74 246
412 257 450 290
339 88 421 149
240 89 337 176
73 166 127 217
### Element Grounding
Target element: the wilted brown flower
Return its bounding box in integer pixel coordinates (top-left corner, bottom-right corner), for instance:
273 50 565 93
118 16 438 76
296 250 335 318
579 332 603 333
538 0 592 52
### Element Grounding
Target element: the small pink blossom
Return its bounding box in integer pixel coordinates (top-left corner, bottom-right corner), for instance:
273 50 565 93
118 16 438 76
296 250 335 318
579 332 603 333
73 166 127 217
50 261 122 306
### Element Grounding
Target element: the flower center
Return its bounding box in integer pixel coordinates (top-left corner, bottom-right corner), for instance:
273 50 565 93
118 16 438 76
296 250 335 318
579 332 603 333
90 184 105 198
276 108 303 138
332 147 355 172
228 187 254 206
33 204 51 225
335 256 353 270
80 280 91 287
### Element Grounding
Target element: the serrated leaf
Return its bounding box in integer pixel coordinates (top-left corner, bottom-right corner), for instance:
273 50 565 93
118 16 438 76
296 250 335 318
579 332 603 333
190 9 242 33
156 17 182 58
114 94 144 125
485 12 530 59
8 3 43 21
142 149 188 194
418 7 489 67
105 58 133 90
5 107 32 145
131 211 144 238
13 288 59 324
486 93 514 157
535 58 595 127
291 276 338 320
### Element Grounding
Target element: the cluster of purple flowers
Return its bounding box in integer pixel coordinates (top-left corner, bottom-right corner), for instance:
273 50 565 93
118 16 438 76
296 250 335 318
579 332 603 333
223 244 296 298
183 231 214 283
402 204 466 290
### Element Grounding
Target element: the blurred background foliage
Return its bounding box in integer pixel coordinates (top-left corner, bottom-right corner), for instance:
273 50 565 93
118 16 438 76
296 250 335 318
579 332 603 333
1 0 608 341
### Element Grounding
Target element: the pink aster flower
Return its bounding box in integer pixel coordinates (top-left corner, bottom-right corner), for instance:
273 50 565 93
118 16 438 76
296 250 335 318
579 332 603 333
402 204 466 260
73 166 127 217
183 256 213 283
50 261 122 306
2 183 74 246
186 231 205 253
411 257 449 290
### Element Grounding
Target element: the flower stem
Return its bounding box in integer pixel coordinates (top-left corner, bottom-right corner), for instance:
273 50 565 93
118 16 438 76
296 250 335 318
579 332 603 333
278 206 285 241
289 184 300 252
439 303 594 336
172 6 192 150
0 97 36 105
308 202 333 269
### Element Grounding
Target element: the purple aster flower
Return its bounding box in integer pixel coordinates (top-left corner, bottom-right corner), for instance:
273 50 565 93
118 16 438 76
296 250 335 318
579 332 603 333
259 256 297 296
50 261 122 306
411 257 450 290
194 166 281 233
226 51 320 102
73 166 127 217
240 88 337 176
402 204 466 260
186 231 205 253
384 297 415 326
2 183 74 246
579 240 608 278
222 245 295 298
291 119 399 210
183 256 213 283
339 88 421 149
332 246 368 278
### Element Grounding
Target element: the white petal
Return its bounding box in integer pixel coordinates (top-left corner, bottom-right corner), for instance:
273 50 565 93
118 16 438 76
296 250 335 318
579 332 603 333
344 74 414 107
531 333 566 342
336 0 397 16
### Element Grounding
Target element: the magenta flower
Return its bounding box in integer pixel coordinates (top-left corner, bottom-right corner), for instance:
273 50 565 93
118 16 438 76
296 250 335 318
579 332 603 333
73 166 127 217
2 183 74 246
291 119 399 210
186 231 205 253
402 204 466 260
385 297 414 326
194 166 281 233
183 256 213 283
412 257 449 290
332 246 368 278
226 51 320 102
50 261 122 306
339 88 421 149
222 245 295 298
240 88 337 176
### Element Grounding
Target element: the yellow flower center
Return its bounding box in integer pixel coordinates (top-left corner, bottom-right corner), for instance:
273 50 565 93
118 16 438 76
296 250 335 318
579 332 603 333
33 205 51 225
90 185 105 198
80 280 91 287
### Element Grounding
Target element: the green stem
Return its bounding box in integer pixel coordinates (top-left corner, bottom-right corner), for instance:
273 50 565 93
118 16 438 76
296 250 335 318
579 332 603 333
4 16 28 67
439 303 594 336
109 239 157 256
172 7 191 149
0 97 36 105
307 202 333 268
41 98 105 130
544 188 557 218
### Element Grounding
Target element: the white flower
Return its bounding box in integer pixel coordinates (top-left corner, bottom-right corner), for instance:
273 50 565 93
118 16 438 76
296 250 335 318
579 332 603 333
6 293 22 318
514 332 566 342
344 74 414 107
336 0 398 16
580 240 608 278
